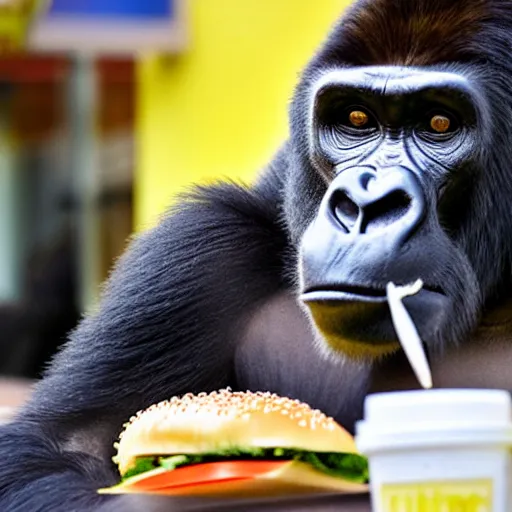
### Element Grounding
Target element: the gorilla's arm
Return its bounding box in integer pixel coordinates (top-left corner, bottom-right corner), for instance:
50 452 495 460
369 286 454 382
0 178 289 510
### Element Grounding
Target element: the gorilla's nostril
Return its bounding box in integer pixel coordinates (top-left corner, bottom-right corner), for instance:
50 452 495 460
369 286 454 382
359 172 376 191
331 190 360 230
362 190 411 234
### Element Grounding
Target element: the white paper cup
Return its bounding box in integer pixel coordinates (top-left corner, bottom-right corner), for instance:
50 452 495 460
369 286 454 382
355 389 512 512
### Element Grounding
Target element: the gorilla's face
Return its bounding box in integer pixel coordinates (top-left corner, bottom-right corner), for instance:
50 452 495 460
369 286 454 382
292 66 490 360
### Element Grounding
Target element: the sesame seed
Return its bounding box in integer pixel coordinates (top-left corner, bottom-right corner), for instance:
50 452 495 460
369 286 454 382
115 388 340 446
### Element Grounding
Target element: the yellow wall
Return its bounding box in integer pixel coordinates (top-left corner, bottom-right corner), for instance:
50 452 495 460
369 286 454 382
135 0 351 230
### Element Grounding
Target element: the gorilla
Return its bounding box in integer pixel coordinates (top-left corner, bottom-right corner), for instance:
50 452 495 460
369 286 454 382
2 0 512 510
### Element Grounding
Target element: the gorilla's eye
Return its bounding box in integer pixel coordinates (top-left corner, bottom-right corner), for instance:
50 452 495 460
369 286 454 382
423 109 461 137
430 114 451 133
349 110 369 128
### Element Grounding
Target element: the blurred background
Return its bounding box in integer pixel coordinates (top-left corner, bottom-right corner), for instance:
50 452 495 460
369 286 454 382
0 0 349 406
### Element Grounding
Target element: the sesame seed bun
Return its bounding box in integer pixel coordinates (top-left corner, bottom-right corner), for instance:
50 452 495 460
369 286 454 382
114 389 358 476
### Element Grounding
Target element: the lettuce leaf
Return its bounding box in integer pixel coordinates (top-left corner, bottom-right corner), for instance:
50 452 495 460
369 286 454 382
122 447 368 483
122 457 157 480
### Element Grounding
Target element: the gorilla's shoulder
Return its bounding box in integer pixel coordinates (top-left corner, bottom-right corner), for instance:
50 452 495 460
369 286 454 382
149 145 291 240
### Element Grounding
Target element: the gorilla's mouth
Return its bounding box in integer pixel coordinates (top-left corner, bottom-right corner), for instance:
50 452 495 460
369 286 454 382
300 283 449 359
302 285 387 303
301 283 445 303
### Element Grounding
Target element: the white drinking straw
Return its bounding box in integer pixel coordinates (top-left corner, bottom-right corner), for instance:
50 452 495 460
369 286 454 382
386 280 433 389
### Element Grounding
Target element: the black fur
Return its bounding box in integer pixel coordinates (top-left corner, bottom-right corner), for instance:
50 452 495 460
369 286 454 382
0 180 291 510
2 0 512 510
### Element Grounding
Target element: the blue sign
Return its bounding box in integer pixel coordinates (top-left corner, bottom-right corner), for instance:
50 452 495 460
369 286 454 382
48 0 174 20
30 0 186 54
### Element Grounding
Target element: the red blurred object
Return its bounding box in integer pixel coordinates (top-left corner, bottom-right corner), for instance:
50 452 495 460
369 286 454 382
0 55 134 84
0 55 134 142
0 55 68 83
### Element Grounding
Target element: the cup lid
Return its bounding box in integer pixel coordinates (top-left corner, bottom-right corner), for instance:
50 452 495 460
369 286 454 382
361 389 512 429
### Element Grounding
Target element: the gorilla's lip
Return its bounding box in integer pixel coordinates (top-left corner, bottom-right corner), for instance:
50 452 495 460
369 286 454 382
301 283 445 303
300 284 449 357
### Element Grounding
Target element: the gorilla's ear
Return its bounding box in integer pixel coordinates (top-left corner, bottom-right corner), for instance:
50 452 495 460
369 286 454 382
334 0 490 66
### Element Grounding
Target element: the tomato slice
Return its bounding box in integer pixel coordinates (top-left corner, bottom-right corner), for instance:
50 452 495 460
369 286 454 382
126 461 289 491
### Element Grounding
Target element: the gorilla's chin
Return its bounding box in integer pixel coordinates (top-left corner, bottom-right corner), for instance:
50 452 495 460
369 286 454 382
301 289 450 360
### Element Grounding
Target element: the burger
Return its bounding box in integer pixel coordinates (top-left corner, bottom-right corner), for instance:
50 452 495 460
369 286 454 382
99 389 369 497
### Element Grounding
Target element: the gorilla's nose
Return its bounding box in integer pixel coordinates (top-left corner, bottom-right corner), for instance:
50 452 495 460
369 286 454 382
328 166 425 240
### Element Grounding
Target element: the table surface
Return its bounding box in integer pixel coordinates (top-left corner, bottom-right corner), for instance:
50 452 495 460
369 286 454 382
120 492 372 511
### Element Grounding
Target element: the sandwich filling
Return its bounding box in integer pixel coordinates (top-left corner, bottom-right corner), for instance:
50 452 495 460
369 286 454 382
123 447 368 483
